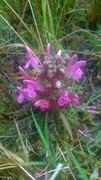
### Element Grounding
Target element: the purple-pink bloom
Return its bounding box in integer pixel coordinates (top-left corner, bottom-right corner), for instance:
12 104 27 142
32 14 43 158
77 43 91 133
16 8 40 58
17 85 36 103
58 90 70 107
34 100 49 111
66 54 86 80
58 90 79 107
17 44 87 111
24 46 39 70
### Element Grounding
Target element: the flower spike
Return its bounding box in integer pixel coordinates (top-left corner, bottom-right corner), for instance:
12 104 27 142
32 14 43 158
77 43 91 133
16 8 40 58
17 44 87 111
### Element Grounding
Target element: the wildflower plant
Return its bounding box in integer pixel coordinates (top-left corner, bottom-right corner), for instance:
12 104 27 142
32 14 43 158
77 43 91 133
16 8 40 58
17 44 86 112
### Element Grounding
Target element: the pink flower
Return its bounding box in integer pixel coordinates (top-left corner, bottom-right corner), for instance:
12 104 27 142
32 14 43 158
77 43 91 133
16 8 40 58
66 54 86 80
17 85 36 103
58 90 70 106
34 100 49 111
58 90 79 107
23 80 44 91
24 46 39 70
17 44 87 111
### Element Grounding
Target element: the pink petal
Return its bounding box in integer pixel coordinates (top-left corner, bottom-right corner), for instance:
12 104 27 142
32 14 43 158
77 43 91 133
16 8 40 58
67 54 77 70
34 100 49 111
17 86 36 101
47 43 51 56
60 90 68 97
58 96 70 106
27 85 36 99
58 90 70 106
72 68 83 80
70 60 86 72
17 87 26 94
25 46 39 70
19 66 33 80
66 60 86 80
17 94 24 103
68 93 79 106
24 60 30 68
23 80 44 91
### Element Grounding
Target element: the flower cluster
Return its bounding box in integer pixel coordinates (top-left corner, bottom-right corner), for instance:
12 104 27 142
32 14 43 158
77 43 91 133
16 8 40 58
17 44 86 111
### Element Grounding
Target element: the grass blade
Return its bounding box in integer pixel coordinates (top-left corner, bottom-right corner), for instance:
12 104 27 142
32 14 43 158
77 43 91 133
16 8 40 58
57 106 73 140
27 0 44 53
31 109 56 168
65 142 88 180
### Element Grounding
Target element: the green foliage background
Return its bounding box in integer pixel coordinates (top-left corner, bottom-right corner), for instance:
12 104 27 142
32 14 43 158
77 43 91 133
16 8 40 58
0 0 101 179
